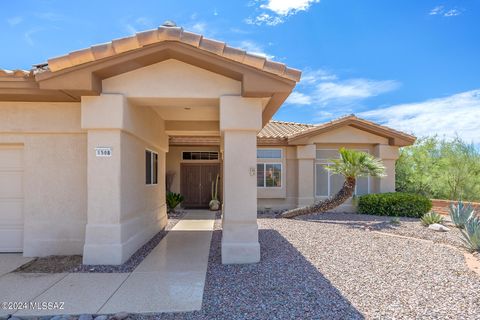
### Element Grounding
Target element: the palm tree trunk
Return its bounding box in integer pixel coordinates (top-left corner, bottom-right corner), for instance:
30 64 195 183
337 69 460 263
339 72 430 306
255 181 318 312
281 177 356 219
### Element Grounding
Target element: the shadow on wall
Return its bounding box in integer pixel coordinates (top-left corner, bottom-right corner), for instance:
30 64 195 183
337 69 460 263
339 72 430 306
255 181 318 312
192 229 364 319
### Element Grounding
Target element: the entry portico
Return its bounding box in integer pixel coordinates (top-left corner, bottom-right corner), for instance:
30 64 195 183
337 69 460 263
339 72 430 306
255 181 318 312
0 24 300 265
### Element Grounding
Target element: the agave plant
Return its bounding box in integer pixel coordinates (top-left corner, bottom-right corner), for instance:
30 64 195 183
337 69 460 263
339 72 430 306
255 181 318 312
420 211 444 226
449 200 475 228
166 192 184 213
461 215 480 252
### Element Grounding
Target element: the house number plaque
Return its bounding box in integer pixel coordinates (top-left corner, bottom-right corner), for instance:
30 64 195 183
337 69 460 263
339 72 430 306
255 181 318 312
95 147 112 157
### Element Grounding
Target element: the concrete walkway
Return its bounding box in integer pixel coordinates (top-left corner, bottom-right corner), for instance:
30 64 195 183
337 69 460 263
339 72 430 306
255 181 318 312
1 211 215 317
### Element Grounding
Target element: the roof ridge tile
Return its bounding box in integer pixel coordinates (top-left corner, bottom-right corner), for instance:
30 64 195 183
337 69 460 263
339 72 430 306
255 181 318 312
39 25 301 81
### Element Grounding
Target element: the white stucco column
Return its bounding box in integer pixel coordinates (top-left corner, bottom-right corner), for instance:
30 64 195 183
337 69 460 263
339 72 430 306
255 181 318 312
296 144 316 206
374 145 399 193
81 94 127 265
220 96 263 264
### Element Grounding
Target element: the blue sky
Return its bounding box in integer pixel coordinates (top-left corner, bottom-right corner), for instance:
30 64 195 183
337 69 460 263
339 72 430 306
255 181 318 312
1 0 479 143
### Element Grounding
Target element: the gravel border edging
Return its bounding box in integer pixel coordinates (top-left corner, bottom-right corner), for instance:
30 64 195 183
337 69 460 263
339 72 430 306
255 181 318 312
14 212 186 274
72 212 186 273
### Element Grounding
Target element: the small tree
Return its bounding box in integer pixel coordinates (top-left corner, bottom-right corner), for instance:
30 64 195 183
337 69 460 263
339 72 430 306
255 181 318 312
281 148 386 219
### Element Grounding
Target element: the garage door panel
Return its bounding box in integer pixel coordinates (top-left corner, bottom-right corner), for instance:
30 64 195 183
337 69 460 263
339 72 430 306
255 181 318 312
0 147 23 169
0 172 23 198
0 227 24 252
0 146 24 252
0 199 23 222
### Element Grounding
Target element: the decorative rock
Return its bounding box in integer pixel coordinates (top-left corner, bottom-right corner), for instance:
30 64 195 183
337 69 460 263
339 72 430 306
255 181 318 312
110 312 129 320
428 223 450 232
94 316 108 320
79 315 93 320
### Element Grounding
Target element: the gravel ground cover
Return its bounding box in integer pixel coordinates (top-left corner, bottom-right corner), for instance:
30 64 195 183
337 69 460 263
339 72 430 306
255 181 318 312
13 212 480 319
303 212 466 249
14 212 185 274
131 212 480 320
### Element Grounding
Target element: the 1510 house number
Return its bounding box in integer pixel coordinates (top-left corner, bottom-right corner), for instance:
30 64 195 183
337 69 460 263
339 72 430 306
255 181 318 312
95 147 112 157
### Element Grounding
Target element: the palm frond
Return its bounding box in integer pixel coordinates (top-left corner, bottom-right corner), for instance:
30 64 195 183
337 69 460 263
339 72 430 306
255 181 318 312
325 148 386 179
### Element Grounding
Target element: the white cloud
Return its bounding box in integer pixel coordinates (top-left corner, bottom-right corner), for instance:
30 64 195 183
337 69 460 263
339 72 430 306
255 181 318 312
286 68 399 109
191 22 207 34
429 6 444 15
429 5 462 17
237 40 274 59
260 0 320 16
315 79 400 102
125 24 137 34
286 91 312 105
444 9 461 17
7 16 23 26
24 28 41 46
359 90 480 143
300 69 337 84
245 13 284 26
247 0 319 26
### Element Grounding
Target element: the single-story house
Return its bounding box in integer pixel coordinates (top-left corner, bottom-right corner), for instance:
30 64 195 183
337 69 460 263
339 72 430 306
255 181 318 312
167 115 415 212
0 23 415 265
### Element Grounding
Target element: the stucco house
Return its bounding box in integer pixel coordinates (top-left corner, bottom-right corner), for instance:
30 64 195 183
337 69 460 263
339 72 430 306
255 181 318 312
0 24 415 266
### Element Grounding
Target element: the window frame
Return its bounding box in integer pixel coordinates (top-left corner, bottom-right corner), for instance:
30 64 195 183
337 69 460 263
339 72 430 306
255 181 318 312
181 151 220 161
146 149 159 186
256 148 283 159
257 162 283 188
314 148 371 197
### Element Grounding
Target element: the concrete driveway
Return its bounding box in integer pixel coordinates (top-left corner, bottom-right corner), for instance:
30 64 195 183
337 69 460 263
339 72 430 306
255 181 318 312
0 211 215 317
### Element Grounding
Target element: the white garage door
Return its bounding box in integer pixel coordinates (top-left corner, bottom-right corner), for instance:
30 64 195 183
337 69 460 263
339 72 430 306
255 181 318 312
0 145 24 252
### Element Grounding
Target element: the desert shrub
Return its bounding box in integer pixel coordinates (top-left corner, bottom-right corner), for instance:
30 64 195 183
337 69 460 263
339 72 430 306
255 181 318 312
358 192 432 218
461 216 480 252
420 211 444 226
166 192 184 212
396 136 480 201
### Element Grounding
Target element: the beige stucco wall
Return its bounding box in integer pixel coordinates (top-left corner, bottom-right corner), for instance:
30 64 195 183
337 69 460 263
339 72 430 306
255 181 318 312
256 125 401 212
0 102 87 256
102 59 241 99
82 94 168 264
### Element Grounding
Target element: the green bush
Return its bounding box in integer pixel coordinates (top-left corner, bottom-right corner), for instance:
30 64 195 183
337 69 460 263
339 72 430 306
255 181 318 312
358 192 432 218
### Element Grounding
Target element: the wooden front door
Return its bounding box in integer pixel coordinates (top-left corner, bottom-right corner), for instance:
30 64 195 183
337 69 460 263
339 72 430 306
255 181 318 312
180 163 221 208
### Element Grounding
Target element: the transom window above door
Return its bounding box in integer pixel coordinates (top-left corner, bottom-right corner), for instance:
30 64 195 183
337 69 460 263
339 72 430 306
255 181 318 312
182 151 219 161
257 149 282 159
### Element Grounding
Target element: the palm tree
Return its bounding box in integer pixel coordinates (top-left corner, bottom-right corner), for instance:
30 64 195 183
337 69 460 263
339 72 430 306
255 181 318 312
281 148 386 219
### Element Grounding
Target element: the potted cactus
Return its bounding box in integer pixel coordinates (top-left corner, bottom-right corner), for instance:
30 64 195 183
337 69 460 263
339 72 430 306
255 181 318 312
209 174 221 211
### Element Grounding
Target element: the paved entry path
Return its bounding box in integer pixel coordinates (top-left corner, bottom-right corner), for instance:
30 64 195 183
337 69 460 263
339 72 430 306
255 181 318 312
3 211 215 317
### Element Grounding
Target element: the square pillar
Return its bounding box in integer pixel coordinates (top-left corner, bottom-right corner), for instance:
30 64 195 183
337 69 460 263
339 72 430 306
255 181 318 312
374 145 399 193
220 96 263 264
81 94 128 265
296 145 316 206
